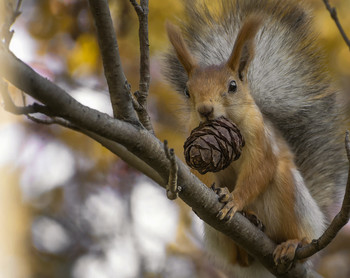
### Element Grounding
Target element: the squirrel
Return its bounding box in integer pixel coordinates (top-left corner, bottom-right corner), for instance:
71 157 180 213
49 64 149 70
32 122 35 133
163 0 347 277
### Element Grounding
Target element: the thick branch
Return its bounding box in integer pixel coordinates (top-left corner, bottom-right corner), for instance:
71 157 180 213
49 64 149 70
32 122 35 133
0 48 318 277
87 0 138 122
322 0 350 50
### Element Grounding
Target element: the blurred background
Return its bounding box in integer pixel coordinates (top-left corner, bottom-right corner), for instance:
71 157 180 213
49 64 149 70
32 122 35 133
0 0 350 277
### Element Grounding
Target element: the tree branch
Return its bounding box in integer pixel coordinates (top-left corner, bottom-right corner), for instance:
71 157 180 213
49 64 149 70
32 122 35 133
0 46 323 277
129 0 154 134
296 131 350 260
322 0 350 50
87 0 139 122
0 77 164 185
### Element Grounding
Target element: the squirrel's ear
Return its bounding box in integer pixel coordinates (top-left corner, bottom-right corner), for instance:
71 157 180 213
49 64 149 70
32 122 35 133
227 16 263 81
166 22 197 75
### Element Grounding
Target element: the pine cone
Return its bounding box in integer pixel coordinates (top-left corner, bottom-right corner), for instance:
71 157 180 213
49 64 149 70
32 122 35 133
184 117 245 174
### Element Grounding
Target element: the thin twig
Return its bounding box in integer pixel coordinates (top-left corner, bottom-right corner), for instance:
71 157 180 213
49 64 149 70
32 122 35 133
164 140 179 200
0 81 49 115
26 115 76 129
9 0 22 27
1 0 22 48
129 0 154 134
15 0 23 13
322 0 350 50
0 79 76 128
87 0 139 123
296 131 350 260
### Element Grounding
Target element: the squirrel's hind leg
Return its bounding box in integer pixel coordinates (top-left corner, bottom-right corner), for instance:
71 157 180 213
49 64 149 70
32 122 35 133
273 238 308 270
236 211 266 267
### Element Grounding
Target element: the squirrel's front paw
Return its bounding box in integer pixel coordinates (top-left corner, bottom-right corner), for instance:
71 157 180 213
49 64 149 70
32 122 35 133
211 183 241 221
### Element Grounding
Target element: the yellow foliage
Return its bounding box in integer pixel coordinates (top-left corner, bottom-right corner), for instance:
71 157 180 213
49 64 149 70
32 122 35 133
148 1 183 52
67 33 100 76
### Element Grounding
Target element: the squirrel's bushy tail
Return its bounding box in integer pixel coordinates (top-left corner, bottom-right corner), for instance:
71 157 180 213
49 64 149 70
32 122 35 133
164 0 347 218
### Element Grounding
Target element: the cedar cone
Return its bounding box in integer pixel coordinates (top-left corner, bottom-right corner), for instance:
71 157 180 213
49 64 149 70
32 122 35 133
184 116 245 174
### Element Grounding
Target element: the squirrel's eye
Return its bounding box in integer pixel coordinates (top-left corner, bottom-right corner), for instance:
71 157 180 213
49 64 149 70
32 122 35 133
228 80 237 93
184 87 190 98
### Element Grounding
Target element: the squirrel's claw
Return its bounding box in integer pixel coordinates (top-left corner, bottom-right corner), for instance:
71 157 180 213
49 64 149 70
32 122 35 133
210 182 220 194
241 211 265 232
217 200 237 221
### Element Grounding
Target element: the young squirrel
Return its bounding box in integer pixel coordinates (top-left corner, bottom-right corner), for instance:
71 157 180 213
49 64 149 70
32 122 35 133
164 0 347 277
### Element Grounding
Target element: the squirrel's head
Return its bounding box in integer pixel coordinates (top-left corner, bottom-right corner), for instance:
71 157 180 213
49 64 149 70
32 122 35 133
166 16 262 130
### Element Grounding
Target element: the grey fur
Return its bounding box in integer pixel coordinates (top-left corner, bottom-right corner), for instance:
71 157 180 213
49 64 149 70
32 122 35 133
163 0 347 219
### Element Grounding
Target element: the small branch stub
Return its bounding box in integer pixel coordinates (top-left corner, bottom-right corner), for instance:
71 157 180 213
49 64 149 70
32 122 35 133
164 140 179 200
184 116 245 174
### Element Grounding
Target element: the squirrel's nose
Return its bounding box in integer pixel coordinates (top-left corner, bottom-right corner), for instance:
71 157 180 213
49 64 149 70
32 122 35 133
197 104 214 119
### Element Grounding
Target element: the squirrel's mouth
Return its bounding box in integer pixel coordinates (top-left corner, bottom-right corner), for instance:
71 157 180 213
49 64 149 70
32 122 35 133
199 115 224 124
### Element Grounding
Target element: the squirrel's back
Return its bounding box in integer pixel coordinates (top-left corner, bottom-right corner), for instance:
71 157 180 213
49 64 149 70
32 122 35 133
164 0 347 218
